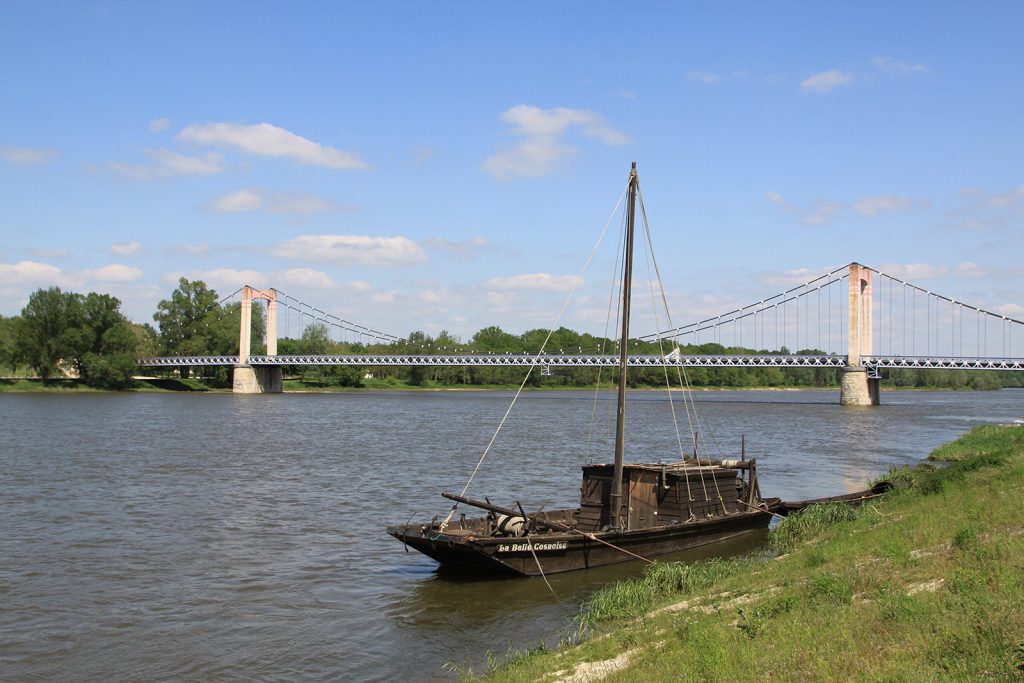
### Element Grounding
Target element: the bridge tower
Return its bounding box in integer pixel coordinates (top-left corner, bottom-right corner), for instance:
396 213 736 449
232 286 283 394
841 263 880 405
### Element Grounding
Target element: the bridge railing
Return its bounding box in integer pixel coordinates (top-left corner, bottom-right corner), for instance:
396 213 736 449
137 353 852 368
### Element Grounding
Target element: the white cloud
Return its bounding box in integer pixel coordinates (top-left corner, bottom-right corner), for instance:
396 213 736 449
411 146 435 164
418 287 463 305
270 234 427 267
994 303 1024 317
148 149 223 175
686 70 721 84
764 191 803 218
800 70 854 93
0 260 62 285
149 117 172 132
177 122 368 169
425 236 491 256
986 185 1024 208
851 195 913 217
878 263 950 280
484 272 583 292
209 188 340 215
943 184 1024 231
482 105 629 179
110 241 143 256
956 262 988 278
755 267 833 289
210 189 263 212
167 243 211 257
2 145 58 165
280 268 335 289
339 280 396 305
502 104 629 145
165 268 264 291
801 204 840 225
871 56 928 75
86 264 143 282
109 149 223 179
768 191 921 225
107 161 152 180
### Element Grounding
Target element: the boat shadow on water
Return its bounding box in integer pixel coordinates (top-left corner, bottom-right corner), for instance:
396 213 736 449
388 529 772 632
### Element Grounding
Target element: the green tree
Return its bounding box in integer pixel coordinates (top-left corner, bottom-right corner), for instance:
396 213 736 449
72 293 138 389
0 315 18 375
205 301 265 355
471 325 520 353
14 288 138 387
15 287 77 381
130 322 159 357
300 322 332 354
153 278 220 356
152 279 266 378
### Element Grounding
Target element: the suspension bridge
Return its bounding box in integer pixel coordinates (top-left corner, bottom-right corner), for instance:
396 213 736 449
138 263 1024 405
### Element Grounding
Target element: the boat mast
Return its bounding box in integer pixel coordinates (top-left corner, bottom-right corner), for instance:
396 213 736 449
610 162 638 529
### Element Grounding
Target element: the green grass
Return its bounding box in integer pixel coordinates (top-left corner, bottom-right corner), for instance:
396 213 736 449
479 425 1024 682
0 377 225 393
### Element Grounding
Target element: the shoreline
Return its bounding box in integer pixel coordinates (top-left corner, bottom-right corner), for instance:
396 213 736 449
0 376 1010 395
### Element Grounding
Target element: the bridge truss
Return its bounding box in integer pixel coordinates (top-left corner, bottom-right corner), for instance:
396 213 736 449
136 353 1023 372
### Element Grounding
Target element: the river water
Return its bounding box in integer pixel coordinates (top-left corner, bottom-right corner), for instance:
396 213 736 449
1 388 1021 681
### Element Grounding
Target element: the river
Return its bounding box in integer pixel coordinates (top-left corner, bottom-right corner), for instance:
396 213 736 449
1 388 1021 681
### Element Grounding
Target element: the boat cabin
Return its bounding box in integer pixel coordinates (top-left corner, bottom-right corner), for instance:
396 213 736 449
576 460 758 532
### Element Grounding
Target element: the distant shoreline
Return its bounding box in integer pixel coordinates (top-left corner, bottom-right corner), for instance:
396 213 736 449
0 376 1006 395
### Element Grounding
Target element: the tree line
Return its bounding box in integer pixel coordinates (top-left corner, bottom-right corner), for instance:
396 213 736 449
0 278 263 388
2 277 1021 391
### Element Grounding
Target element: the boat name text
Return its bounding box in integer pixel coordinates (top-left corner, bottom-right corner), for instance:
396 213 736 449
498 541 568 553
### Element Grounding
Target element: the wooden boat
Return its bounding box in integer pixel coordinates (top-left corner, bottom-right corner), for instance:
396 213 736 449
777 481 893 516
386 164 780 576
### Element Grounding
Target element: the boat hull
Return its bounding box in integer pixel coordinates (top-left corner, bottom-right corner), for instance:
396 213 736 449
778 481 893 515
387 505 777 577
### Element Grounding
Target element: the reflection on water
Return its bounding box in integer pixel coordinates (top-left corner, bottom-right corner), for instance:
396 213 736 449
0 389 1020 681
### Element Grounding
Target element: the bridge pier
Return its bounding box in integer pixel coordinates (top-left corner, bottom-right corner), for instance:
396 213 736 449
840 367 879 406
233 364 283 394
233 286 282 394
842 263 879 406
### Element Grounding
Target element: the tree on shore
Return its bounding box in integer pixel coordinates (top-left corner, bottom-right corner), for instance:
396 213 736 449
0 315 19 375
152 278 264 378
14 287 138 387
15 287 77 381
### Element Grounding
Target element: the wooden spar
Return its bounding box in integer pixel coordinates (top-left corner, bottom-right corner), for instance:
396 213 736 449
441 491 654 564
611 162 638 530
442 492 571 532
736 499 786 521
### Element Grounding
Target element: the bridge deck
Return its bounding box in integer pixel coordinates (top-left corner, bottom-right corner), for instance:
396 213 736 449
135 354 1024 370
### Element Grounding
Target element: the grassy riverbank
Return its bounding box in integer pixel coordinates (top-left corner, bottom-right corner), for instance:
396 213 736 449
477 425 1024 682
0 377 224 392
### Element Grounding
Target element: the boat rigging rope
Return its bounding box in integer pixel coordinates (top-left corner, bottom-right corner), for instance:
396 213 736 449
637 186 725 508
437 182 631 533
525 534 560 601
638 226 695 505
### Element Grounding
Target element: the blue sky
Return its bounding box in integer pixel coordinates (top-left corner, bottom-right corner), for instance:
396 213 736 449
2 2 1022 343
